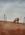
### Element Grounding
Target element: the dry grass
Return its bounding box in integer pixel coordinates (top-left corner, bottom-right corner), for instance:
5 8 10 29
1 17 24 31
0 21 25 35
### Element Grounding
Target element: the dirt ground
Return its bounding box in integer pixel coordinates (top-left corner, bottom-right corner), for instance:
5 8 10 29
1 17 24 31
0 21 25 35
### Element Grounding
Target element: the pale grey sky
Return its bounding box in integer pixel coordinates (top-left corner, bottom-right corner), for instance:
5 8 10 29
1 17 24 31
0 0 25 22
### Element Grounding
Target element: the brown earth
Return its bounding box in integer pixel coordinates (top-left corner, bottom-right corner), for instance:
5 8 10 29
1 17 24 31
0 21 25 35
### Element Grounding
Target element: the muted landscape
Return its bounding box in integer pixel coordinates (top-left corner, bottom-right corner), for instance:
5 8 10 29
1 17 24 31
0 0 25 35
0 21 25 35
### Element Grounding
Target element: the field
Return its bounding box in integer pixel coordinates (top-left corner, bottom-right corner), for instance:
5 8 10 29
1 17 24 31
0 21 25 35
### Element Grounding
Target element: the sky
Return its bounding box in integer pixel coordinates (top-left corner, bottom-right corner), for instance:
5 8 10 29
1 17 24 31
0 0 25 22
